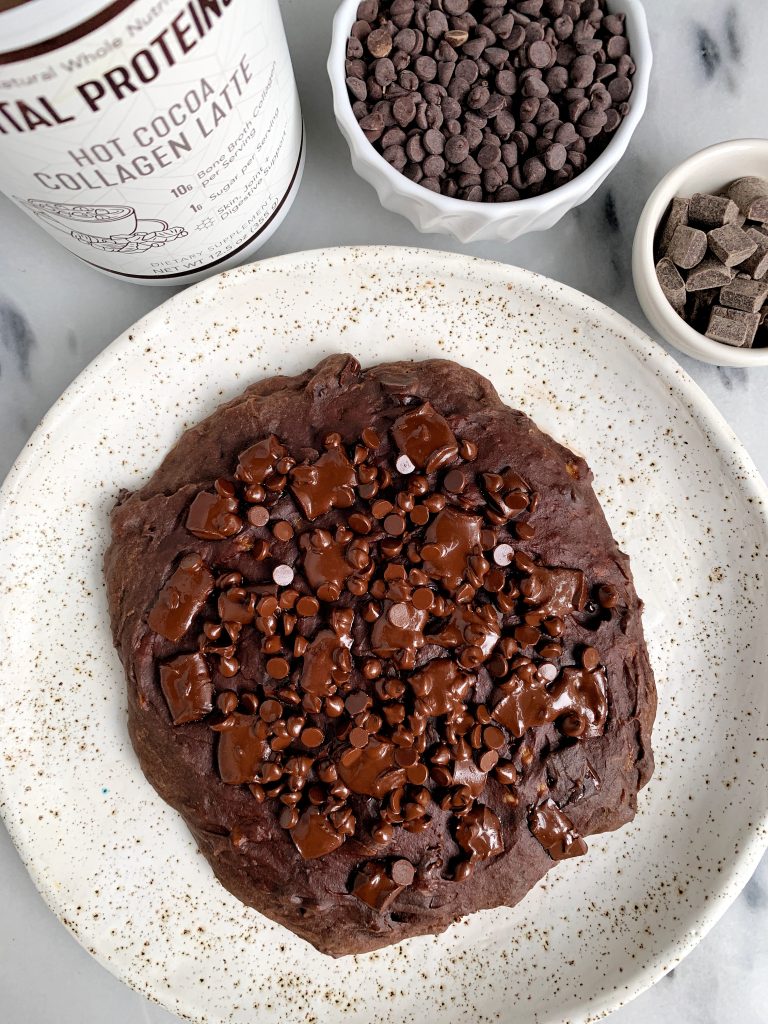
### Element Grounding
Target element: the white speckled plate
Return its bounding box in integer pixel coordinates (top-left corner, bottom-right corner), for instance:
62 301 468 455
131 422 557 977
1 247 767 1024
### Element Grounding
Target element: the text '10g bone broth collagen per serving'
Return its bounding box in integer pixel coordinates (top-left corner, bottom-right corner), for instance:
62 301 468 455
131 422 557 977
0 0 304 284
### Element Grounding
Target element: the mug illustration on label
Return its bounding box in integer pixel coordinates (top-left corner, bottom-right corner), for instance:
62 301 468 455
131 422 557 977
22 198 188 253
0 0 304 283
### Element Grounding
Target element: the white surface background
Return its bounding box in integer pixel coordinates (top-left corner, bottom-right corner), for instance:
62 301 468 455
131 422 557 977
0 1 766 1022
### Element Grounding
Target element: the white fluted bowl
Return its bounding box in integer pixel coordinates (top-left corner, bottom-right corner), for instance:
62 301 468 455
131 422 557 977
328 0 651 243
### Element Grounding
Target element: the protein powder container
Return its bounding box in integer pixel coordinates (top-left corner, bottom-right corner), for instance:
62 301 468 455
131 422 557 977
0 0 304 284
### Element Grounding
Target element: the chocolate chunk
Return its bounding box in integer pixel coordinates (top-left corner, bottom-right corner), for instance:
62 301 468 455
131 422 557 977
657 196 690 256
291 809 344 860
688 192 740 228
410 659 472 716
301 632 346 696
147 555 213 642
159 653 212 725
302 531 356 593
352 861 404 910
655 257 686 314
707 223 758 268
391 401 458 469
290 447 356 520
705 306 761 348
685 256 734 292
455 805 504 860
719 277 768 313
236 435 286 484
421 507 483 587
529 798 588 860
725 176 768 223
493 663 607 739
216 713 270 785
523 566 587 618
667 224 707 270
685 288 720 332
434 602 501 663
741 229 768 280
338 736 406 797
186 490 242 540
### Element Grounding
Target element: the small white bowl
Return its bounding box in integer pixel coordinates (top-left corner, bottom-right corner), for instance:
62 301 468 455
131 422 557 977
328 0 651 244
633 138 768 367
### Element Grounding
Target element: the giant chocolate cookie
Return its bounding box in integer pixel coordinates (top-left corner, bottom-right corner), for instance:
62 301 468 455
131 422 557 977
105 355 655 957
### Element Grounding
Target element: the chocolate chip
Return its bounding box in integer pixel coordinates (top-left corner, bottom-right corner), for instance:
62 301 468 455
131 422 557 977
367 27 393 58
523 156 546 185
391 859 416 885
483 725 505 749
444 469 467 493
300 726 324 748
528 40 553 68
445 134 470 163
272 520 294 542
478 749 499 772
405 133 426 162
266 657 290 680
247 505 270 528
604 34 626 59
272 564 295 586
392 94 417 126
424 154 446 177
349 726 370 749
543 141 567 171
414 54 437 80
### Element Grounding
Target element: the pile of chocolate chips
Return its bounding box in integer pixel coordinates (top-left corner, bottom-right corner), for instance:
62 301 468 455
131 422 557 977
655 176 768 349
344 0 635 202
148 402 614 903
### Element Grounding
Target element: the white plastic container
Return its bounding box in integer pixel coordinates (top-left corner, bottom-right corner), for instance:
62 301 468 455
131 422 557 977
0 0 304 284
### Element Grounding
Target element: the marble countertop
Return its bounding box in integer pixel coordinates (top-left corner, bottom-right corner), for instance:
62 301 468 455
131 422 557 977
0 1 766 1021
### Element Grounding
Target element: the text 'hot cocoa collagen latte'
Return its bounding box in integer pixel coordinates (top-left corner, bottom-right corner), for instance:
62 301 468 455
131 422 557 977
0 0 304 284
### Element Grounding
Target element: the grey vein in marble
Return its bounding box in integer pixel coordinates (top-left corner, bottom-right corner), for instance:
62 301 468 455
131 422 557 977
0 299 35 380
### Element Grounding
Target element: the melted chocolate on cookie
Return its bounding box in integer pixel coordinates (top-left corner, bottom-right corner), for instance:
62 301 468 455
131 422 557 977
147 401 614 889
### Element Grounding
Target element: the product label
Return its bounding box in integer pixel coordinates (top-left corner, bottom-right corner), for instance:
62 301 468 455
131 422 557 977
0 0 303 278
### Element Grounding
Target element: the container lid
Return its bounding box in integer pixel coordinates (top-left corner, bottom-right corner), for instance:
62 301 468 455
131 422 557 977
0 0 115 60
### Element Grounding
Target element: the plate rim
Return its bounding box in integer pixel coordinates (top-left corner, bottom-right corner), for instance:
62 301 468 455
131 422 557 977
1 244 767 1024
